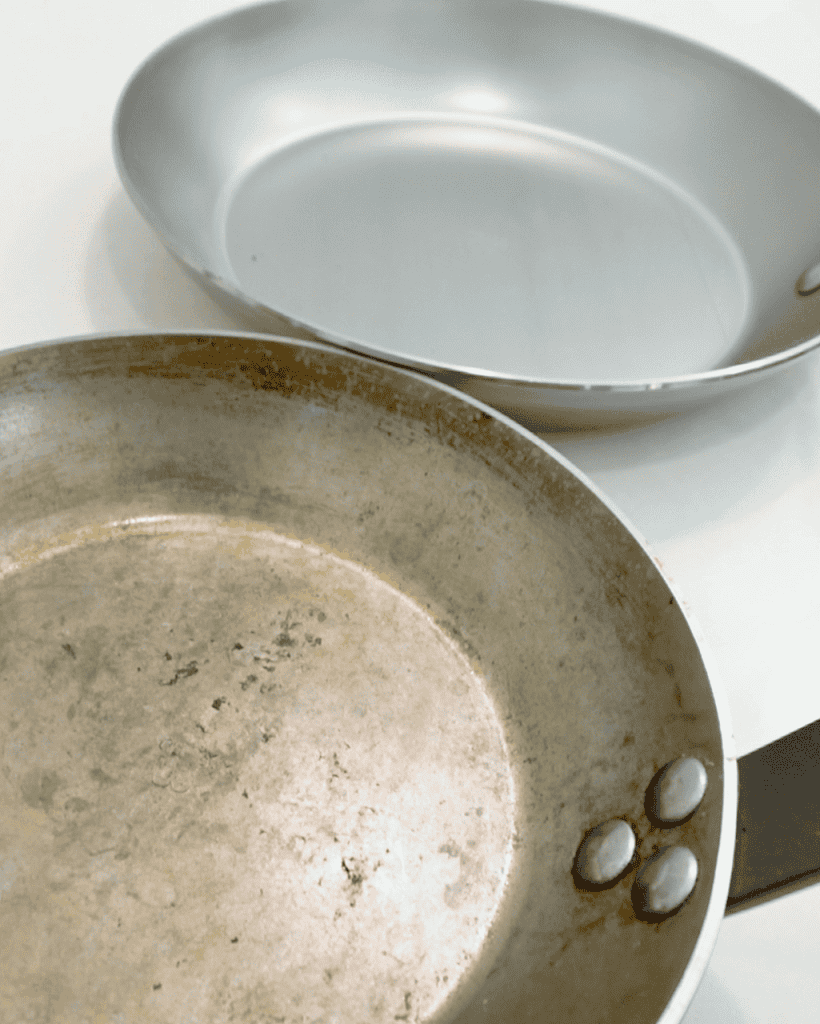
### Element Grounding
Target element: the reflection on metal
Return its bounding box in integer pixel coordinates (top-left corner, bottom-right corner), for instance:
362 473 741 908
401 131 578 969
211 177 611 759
446 87 510 113
114 1 820 423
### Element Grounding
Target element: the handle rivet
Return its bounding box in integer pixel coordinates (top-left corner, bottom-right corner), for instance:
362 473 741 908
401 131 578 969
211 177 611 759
635 845 698 915
575 819 635 884
651 756 707 824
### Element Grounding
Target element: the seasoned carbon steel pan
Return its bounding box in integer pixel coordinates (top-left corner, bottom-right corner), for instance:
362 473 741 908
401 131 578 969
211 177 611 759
2 331 820 1024
113 0 820 425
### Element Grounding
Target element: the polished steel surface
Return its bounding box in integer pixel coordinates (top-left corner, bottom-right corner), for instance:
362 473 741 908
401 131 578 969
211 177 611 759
113 0 820 423
0 332 735 1024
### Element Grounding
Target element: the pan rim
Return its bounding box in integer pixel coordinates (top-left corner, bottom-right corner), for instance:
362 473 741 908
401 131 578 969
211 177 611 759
0 328 740 1024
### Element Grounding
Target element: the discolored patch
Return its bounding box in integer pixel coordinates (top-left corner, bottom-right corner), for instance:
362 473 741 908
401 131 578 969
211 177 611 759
0 517 516 1024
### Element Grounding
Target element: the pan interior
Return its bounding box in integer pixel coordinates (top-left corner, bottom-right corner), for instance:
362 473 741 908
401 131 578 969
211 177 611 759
0 516 516 1024
223 119 750 381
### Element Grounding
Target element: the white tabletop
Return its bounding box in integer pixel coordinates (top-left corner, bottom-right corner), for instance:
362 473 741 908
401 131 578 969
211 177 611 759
2 2 820 1021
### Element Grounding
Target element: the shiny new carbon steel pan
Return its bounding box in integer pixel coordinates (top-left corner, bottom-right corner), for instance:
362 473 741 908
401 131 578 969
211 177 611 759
113 0 820 424
1 333 737 1024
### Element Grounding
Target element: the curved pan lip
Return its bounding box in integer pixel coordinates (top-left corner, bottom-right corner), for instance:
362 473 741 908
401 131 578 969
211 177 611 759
0 328 739 1024
111 0 820 401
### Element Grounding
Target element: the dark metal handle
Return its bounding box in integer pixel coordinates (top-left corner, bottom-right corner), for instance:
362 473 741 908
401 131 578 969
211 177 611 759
726 719 820 913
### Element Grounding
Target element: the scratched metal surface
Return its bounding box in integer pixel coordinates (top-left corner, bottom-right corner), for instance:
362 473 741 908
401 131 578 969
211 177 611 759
0 333 732 1023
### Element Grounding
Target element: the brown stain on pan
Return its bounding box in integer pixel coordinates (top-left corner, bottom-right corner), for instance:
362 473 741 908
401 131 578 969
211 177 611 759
0 520 517 1023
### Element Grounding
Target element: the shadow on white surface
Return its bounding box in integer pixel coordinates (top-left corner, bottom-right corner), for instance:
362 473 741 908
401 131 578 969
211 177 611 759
539 356 820 544
0 138 117 350
84 188 264 335
87 181 820 567
692 884 820 1024
539 355 820 754
679 966 746 1024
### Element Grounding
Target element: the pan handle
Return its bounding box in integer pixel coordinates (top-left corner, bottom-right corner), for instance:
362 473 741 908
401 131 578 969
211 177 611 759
726 719 820 912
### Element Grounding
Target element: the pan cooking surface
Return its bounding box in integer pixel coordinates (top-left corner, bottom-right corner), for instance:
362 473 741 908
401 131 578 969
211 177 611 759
0 517 516 1023
224 118 749 381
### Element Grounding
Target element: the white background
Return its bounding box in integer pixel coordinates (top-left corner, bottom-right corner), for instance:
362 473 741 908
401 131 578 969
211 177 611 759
2 2 820 1021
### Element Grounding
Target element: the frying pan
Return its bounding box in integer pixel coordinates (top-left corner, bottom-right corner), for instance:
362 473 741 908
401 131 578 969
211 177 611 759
112 0 820 425
2 331 818 1024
